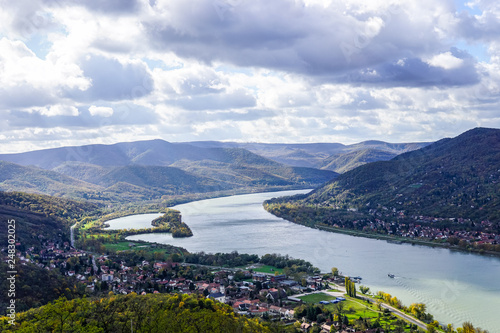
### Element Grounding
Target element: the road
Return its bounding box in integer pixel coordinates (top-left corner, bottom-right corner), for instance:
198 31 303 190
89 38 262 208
322 283 428 330
380 303 427 330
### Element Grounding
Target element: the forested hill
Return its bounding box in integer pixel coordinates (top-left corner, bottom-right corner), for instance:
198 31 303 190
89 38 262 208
279 127 500 221
0 191 100 248
0 293 269 332
0 142 337 203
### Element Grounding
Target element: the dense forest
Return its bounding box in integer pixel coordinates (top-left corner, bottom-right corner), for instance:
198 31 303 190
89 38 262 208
0 293 268 332
264 128 500 253
0 191 101 248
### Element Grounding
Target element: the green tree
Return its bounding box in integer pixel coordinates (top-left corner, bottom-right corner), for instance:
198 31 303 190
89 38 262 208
359 285 370 295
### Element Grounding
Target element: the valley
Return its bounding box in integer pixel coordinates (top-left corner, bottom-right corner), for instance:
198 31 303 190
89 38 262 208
1 128 499 332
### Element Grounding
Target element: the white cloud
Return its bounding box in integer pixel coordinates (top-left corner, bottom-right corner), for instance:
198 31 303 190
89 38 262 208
426 52 465 69
38 105 79 117
88 105 114 117
1 0 500 153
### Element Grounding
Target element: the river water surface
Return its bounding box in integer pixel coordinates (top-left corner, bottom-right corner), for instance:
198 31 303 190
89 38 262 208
106 189 500 331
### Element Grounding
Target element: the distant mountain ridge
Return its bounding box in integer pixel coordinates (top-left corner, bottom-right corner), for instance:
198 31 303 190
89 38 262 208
185 140 431 172
0 141 337 202
292 127 500 221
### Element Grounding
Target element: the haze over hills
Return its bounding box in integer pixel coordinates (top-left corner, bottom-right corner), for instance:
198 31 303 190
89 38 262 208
319 149 398 174
280 127 500 222
185 140 431 172
0 142 337 202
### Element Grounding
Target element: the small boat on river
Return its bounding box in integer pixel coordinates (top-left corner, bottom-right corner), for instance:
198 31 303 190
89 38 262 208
388 273 395 278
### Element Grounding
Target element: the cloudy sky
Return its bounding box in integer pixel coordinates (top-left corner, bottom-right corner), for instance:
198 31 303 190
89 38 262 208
0 0 499 153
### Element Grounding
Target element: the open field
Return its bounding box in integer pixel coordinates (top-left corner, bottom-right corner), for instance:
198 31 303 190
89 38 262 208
297 292 337 304
251 265 283 275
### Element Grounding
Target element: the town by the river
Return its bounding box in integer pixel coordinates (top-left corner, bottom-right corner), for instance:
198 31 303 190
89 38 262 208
105 189 500 331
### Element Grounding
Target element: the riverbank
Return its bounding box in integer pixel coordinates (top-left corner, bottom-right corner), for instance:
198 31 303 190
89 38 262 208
93 189 500 331
314 224 500 258
263 200 500 259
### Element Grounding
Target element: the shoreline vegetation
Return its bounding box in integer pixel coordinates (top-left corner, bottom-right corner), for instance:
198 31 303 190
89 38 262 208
75 207 192 254
74 187 312 255
263 200 500 259
1 190 489 331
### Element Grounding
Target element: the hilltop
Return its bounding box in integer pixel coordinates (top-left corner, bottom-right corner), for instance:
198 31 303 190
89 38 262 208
186 140 430 172
304 127 500 221
0 143 336 203
264 128 500 252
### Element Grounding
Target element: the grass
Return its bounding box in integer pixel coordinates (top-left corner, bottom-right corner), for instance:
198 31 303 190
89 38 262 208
102 241 177 256
298 292 337 304
103 241 143 251
252 265 283 275
324 296 418 332
80 219 98 230
325 299 379 320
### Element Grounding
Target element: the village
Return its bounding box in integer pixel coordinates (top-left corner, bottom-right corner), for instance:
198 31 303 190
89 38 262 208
327 207 500 251
6 235 431 333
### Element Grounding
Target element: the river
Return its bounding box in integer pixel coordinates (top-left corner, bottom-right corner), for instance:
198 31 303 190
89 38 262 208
106 189 500 331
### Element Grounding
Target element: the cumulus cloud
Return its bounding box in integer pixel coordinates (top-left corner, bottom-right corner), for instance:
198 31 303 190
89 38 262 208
426 52 464 69
1 0 500 152
88 105 114 117
37 105 79 117
66 55 154 101
141 0 481 87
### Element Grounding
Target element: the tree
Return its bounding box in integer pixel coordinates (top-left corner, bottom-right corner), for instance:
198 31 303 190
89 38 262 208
344 277 356 298
359 285 370 295
462 322 475 333
331 267 339 276
334 302 345 330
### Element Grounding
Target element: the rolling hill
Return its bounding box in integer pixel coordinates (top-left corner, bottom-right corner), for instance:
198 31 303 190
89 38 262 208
319 148 397 173
274 127 500 222
0 143 337 203
0 161 102 199
185 140 430 172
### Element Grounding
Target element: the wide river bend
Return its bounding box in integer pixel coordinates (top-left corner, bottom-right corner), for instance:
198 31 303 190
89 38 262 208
105 190 500 331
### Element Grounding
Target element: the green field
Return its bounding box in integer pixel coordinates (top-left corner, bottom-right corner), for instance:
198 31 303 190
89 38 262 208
297 292 337 304
325 299 379 320
251 265 283 275
102 241 177 256
102 241 148 251
325 297 416 332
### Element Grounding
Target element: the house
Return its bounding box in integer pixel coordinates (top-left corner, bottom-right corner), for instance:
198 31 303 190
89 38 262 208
301 322 311 332
101 273 113 282
207 292 226 303
266 289 287 303
271 274 286 283
252 273 267 282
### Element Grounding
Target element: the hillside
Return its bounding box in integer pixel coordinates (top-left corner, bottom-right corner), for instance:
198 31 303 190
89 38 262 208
320 148 397 173
266 127 500 225
186 140 430 172
0 144 337 203
0 161 102 199
0 293 269 332
0 191 101 248
0 139 214 169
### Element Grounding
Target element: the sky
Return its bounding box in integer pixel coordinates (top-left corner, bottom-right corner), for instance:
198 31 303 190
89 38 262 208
1 0 500 153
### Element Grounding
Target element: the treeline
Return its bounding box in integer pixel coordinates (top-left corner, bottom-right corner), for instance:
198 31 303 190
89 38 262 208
0 191 101 248
0 260 85 316
0 293 268 332
264 202 500 253
184 252 320 275
77 209 192 252
151 210 193 238
0 191 101 220
376 291 434 323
